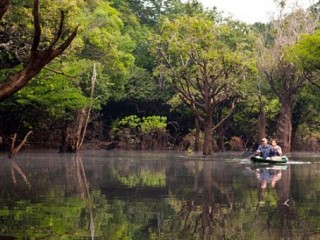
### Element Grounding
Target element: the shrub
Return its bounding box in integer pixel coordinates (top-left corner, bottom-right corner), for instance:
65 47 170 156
140 116 167 133
110 115 169 150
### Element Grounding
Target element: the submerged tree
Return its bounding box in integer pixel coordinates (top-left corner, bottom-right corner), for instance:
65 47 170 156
256 5 318 152
152 16 252 155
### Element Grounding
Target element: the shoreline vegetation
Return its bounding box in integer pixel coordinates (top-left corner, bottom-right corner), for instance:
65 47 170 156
1 1 320 155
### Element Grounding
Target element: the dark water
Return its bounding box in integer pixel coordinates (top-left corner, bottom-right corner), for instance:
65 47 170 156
0 150 319 240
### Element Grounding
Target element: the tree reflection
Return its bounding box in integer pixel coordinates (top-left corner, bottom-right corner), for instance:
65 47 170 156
68 154 95 239
1 153 320 239
164 161 302 240
9 158 31 189
169 160 239 239
0 154 110 239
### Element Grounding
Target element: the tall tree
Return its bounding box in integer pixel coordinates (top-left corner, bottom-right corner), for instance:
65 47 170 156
0 0 78 102
60 0 135 151
256 6 318 152
152 16 252 155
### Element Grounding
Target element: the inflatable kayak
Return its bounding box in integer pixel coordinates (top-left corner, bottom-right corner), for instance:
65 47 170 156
250 156 288 164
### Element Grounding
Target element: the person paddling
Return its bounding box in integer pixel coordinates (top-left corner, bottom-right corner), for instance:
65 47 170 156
255 138 272 158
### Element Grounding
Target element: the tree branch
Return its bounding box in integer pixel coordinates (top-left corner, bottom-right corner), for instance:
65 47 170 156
158 47 172 68
9 131 32 158
0 0 78 102
303 71 320 89
0 0 9 20
46 26 78 62
212 99 237 131
43 67 79 79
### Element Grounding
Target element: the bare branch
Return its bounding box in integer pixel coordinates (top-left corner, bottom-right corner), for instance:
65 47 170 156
0 0 78 102
43 67 79 79
9 131 32 158
46 26 78 62
158 47 172 68
212 99 237 131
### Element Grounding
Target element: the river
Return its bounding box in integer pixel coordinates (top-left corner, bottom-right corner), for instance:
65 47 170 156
0 150 319 239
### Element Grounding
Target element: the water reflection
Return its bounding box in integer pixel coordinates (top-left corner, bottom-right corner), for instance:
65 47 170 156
246 165 287 204
10 158 31 189
0 151 319 239
69 154 95 239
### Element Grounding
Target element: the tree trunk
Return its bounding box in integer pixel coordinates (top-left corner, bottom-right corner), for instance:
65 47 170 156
194 116 200 152
69 63 97 152
59 121 72 152
276 100 292 153
258 95 266 141
0 0 9 20
72 108 89 152
203 114 213 155
217 125 225 152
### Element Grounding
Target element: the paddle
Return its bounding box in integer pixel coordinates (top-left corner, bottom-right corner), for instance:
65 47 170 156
241 150 255 158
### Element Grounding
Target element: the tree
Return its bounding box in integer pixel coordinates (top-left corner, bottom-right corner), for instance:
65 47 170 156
256 5 318 152
62 0 135 152
152 16 252 155
288 29 320 89
0 66 89 149
0 0 78 102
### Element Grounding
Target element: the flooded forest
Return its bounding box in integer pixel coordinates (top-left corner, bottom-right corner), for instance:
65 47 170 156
0 0 320 155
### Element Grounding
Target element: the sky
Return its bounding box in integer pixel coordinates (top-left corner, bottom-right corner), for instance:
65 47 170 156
195 0 315 24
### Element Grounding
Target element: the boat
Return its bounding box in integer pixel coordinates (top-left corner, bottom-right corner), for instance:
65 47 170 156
250 155 288 164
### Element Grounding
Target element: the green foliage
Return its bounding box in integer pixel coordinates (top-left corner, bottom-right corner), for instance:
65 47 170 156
110 115 169 150
293 86 320 150
114 115 167 134
294 123 320 151
232 94 280 142
118 115 141 129
151 15 255 115
140 116 167 133
123 67 160 100
77 0 135 100
2 0 319 150
16 73 88 115
0 70 89 132
0 0 135 136
287 29 320 71
1 0 84 67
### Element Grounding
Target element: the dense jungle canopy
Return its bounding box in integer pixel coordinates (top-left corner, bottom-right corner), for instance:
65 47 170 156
0 0 320 155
